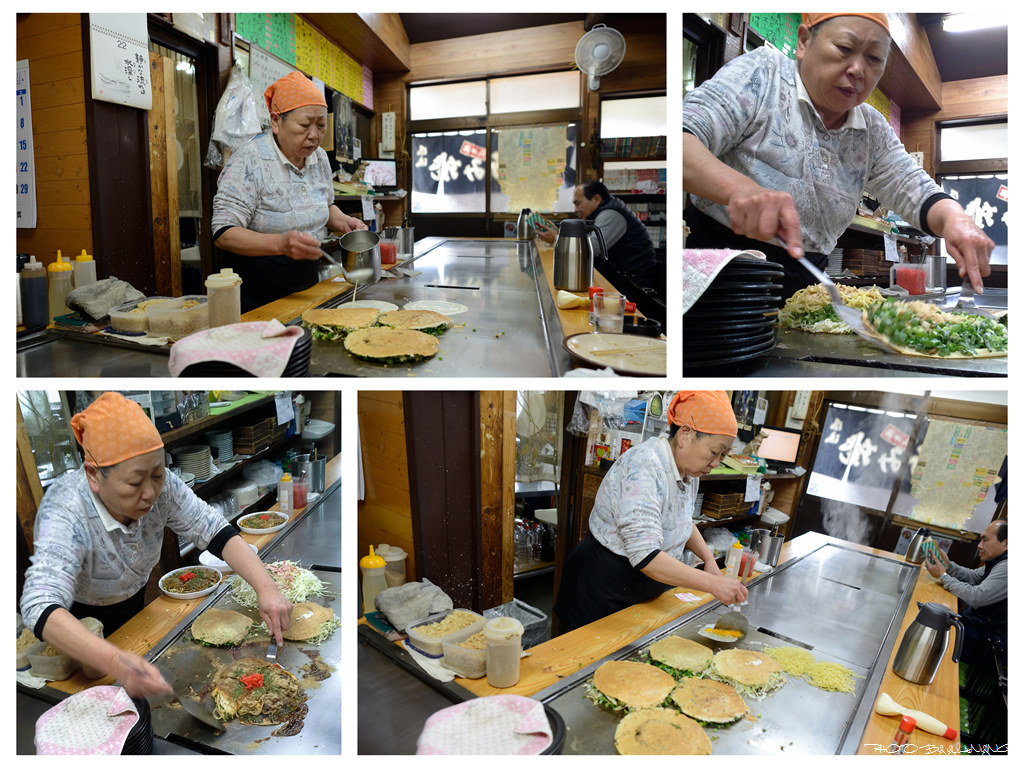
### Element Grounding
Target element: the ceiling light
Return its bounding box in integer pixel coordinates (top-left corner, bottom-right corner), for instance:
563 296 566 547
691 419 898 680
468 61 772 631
941 13 1007 33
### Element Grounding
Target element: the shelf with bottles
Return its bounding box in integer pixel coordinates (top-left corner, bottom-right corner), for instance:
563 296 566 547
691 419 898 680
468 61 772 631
513 516 556 576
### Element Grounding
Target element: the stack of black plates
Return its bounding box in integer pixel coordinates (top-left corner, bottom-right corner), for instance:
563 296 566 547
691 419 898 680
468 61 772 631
121 697 153 754
684 255 785 373
179 327 312 377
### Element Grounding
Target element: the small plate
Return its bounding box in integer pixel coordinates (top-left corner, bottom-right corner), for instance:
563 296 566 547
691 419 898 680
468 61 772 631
403 300 469 315
238 511 289 534
346 299 399 312
199 543 258 573
159 566 223 600
563 333 666 376
697 624 741 643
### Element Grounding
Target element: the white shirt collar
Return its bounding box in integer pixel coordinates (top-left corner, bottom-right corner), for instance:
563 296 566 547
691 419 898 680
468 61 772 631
89 486 133 534
270 133 320 173
657 433 684 484
795 66 867 132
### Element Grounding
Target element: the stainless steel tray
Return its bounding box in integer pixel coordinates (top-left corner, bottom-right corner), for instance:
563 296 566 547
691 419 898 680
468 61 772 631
534 542 920 755
148 567 341 754
304 238 571 377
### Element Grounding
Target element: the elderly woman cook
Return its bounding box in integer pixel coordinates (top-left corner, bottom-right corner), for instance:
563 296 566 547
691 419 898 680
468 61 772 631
683 13 992 299
213 70 368 311
555 391 748 631
20 393 292 698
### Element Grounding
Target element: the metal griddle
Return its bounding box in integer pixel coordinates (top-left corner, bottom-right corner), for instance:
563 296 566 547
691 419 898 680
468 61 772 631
303 238 571 377
148 567 341 755
533 542 920 755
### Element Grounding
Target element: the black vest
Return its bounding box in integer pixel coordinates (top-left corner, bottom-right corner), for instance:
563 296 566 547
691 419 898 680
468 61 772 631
961 550 1007 635
587 196 658 288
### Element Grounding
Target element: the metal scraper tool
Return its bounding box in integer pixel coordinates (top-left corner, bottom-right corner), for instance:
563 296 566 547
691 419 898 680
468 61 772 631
714 604 750 636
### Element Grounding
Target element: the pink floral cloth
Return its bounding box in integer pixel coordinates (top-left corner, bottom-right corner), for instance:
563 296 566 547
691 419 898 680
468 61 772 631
682 248 766 313
416 695 553 755
168 319 303 377
35 685 139 755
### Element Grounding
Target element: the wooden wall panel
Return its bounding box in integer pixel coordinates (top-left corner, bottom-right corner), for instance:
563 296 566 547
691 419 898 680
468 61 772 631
901 75 1008 175
357 392 416 578
16 13 93 265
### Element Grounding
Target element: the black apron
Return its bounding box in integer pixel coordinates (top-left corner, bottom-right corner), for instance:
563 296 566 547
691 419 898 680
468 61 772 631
554 534 668 632
70 584 147 638
224 252 320 313
684 204 827 300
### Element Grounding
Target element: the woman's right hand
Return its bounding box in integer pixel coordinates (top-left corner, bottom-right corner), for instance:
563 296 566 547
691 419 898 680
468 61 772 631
111 650 174 699
278 230 322 261
707 575 749 606
726 186 804 259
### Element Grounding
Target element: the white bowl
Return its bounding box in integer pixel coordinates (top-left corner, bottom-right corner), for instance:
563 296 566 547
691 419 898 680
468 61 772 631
158 565 223 600
198 543 257 572
238 511 289 535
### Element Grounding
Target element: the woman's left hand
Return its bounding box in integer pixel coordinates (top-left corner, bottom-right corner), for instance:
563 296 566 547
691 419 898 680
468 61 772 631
257 586 293 646
342 217 369 233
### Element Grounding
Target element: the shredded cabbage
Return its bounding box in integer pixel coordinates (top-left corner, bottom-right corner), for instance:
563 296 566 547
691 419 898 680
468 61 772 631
230 560 326 609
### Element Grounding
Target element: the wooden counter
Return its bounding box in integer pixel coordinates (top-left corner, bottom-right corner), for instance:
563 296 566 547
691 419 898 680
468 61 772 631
453 531 960 754
44 453 341 696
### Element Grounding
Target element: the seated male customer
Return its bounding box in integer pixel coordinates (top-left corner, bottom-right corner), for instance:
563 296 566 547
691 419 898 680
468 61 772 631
924 518 1007 665
538 181 661 298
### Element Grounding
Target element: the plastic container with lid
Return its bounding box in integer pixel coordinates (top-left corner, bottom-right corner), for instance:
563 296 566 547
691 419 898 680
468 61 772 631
360 546 388 616
484 616 524 688
109 297 173 333
73 249 97 289
406 610 487 657
376 543 408 587
441 626 487 678
148 295 209 337
206 267 242 327
47 250 74 322
20 255 49 330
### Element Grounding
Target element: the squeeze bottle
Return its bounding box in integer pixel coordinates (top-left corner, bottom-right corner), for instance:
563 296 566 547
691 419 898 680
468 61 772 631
724 541 743 578
278 472 293 515
47 251 73 322
360 546 388 615
20 256 49 330
73 249 97 288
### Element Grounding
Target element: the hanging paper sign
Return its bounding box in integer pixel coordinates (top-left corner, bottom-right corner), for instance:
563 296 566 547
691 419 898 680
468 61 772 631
16 59 36 229
89 13 152 109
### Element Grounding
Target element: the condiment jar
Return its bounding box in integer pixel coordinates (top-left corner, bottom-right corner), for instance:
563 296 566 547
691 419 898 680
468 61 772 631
73 248 97 288
360 546 388 616
484 616 524 688
205 267 242 327
376 543 408 587
20 255 49 330
278 472 293 516
47 250 73 322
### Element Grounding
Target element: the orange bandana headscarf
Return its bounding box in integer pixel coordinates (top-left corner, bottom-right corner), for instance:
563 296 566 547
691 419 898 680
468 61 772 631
802 13 890 34
70 392 164 467
264 71 327 116
667 391 738 438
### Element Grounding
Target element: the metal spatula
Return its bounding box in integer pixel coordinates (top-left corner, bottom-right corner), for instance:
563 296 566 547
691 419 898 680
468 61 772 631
172 676 223 731
714 604 750 636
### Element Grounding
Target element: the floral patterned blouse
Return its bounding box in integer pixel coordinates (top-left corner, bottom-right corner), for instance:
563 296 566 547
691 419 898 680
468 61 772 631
684 46 946 255
20 469 232 633
211 131 334 240
588 436 699 568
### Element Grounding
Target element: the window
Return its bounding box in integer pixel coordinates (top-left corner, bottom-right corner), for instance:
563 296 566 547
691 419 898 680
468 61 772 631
936 120 1008 265
600 96 666 138
410 81 487 120
411 130 488 213
409 72 581 215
